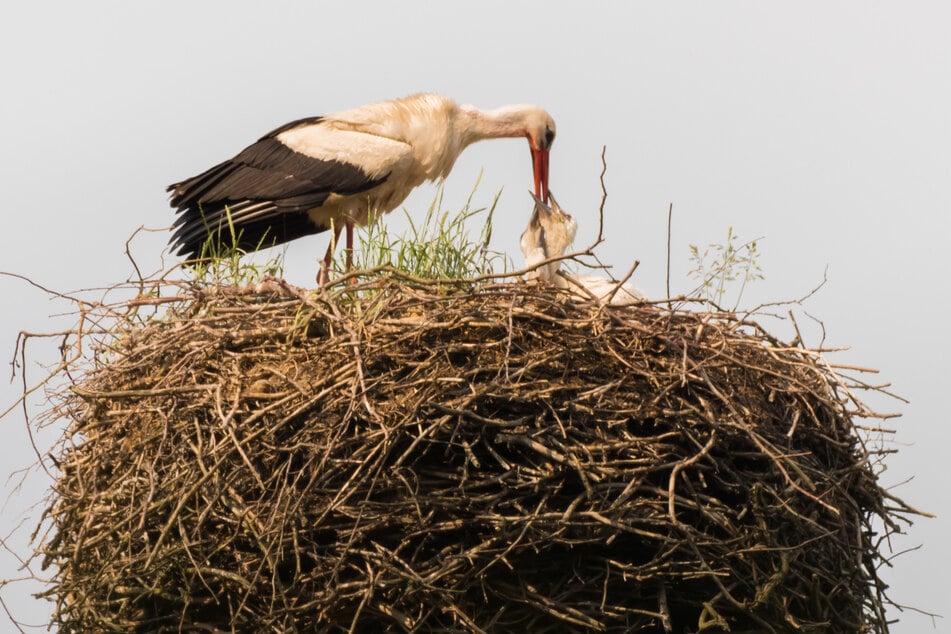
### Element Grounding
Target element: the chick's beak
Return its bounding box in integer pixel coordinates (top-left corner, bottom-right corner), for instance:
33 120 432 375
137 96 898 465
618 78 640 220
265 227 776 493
530 190 566 220
528 190 550 226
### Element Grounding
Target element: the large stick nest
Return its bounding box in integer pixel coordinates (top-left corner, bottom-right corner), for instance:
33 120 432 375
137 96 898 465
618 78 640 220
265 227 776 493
39 278 908 633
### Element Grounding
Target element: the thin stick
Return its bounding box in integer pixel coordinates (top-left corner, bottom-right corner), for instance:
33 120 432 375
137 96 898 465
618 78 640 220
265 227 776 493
666 203 673 305
597 146 607 243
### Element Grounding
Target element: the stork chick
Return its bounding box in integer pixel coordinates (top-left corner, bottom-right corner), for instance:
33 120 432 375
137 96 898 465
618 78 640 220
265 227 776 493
520 192 646 305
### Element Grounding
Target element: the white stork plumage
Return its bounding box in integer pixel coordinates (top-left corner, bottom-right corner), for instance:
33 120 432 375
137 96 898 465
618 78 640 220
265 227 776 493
168 93 556 284
520 192 646 305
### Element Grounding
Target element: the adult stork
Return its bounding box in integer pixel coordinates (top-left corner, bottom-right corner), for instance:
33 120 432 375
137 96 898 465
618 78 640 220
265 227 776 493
168 93 556 284
520 192 646 305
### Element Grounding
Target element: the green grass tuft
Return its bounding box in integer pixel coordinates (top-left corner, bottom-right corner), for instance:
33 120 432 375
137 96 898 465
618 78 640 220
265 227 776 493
341 178 510 281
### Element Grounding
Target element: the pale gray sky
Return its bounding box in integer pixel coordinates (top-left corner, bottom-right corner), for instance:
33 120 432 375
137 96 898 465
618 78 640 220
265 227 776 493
1 2 948 630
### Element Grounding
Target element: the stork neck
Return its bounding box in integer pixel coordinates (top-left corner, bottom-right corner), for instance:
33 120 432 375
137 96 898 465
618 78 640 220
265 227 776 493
458 104 531 146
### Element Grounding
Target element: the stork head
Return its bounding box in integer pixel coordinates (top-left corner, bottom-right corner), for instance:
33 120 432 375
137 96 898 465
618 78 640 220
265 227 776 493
460 103 555 202
520 190 576 283
524 109 556 204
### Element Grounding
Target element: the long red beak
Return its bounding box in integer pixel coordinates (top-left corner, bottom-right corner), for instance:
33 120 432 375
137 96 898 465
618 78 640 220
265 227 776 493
531 147 550 204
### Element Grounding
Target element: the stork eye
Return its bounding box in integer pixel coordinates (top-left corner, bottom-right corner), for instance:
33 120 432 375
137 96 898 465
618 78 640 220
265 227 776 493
545 127 555 147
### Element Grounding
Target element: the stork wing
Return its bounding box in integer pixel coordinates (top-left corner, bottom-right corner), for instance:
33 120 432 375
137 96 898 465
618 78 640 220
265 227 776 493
168 118 414 258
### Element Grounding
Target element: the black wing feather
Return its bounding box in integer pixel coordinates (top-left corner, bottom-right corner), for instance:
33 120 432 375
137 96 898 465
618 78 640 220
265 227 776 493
168 117 387 259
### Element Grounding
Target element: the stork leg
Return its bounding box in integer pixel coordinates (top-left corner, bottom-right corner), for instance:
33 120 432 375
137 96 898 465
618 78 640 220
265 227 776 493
318 223 344 287
345 221 354 272
345 221 356 285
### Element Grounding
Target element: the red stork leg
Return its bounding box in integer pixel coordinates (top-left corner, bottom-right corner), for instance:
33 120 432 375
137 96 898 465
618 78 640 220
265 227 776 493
345 221 354 273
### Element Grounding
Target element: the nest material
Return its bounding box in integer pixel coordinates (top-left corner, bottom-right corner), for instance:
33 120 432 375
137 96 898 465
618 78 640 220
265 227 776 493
41 279 903 633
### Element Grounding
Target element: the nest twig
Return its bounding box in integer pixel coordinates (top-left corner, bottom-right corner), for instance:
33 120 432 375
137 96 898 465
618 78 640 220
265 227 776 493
32 276 918 633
